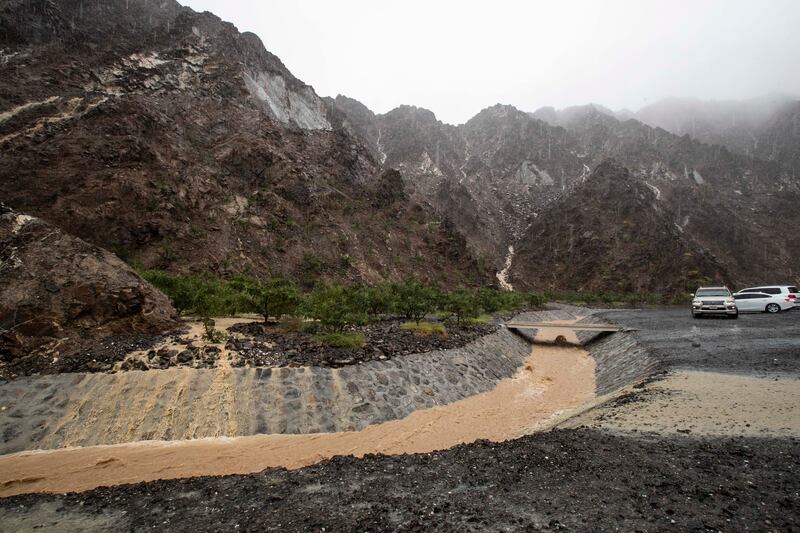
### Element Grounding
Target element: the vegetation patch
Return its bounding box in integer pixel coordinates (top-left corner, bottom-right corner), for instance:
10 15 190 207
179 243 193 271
201 318 228 343
462 314 493 325
401 321 448 337
314 331 366 348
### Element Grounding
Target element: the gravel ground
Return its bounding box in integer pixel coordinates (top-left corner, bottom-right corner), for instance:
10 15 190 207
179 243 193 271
227 320 497 368
3 333 174 377
1 428 797 532
598 307 800 375
2 307 798 531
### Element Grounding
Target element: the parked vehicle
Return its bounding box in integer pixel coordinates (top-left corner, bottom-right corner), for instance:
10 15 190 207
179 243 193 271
736 285 799 308
732 291 794 313
691 287 738 318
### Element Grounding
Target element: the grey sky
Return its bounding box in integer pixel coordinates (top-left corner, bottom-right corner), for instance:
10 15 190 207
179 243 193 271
183 0 800 125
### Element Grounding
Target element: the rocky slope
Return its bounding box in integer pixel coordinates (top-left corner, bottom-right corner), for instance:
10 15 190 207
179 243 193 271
0 204 179 376
0 0 485 286
508 161 730 293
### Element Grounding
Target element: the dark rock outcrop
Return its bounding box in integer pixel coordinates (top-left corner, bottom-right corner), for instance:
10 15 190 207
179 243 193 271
0 204 179 376
0 0 487 287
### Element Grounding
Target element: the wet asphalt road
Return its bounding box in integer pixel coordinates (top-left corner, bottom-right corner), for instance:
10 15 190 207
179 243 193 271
598 306 800 376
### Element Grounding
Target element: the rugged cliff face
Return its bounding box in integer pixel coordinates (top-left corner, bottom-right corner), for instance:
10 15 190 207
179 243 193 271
0 203 179 373
0 0 485 286
508 161 731 294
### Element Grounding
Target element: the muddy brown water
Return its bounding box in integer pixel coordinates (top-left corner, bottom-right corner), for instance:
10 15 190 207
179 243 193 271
0 332 595 497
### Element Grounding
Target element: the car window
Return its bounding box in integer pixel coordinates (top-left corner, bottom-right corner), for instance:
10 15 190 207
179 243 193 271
734 294 754 300
751 293 770 299
740 288 759 293
762 288 781 294
788 287 798 293
695 289 730 297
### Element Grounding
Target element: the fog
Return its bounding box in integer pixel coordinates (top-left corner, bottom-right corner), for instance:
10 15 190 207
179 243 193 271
182 0 800 125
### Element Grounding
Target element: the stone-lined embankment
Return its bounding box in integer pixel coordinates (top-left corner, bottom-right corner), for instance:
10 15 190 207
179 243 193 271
0 321 533 454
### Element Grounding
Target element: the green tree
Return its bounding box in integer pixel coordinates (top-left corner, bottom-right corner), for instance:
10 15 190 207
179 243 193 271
391 280 438 323
306 283 368 332
364 282 396 319
444 288 481 324
141 270 206 314
247 277 302 323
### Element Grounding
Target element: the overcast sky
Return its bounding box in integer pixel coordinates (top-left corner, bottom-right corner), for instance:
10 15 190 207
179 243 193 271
183 0 800 125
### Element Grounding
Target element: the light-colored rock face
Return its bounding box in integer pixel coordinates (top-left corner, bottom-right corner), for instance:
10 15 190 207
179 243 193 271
243 70 331 130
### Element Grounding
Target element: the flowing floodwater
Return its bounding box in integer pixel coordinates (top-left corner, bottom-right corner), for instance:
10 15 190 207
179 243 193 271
0 327 594 497
496 245 515 290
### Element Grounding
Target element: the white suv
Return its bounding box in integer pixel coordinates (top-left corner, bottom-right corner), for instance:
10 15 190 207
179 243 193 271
736 285 799 309
691 287 738 318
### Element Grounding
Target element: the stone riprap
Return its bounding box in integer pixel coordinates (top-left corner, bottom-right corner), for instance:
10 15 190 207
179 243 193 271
0 325 531 454
0 307 663 455
588 332 662 395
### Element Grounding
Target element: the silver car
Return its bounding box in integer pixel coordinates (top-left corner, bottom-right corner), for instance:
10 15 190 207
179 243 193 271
691 287 738 319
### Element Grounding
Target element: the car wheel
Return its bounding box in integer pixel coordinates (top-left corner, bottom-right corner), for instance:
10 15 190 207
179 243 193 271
765 303 781 313
692 312 700 319
729 311 739 319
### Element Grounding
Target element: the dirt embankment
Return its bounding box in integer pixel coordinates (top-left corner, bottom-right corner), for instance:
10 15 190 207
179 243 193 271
564 370 800 436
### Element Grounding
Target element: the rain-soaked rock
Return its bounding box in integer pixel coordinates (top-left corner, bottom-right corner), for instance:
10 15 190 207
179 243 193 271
0 204 180 379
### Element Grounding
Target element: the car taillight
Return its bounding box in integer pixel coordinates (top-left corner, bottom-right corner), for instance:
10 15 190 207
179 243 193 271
789 294 796 298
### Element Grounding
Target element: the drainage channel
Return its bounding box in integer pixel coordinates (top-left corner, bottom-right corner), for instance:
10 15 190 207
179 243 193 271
0 328 595 497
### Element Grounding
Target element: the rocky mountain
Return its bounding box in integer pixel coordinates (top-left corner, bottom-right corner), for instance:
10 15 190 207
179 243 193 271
0 203 179 376
331 96 799 290
508 160 731 293
1 0 798 296
0 0 485 287
631 95 795 157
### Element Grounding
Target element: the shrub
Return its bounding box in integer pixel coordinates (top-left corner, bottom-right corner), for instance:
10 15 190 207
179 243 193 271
141 270 215 315
401 321 447 336
526 292 547 308
314 331 366 348
391 280 438 323
462 314 492 325
444 288 481 324
201 318 228 343
306 283 368 332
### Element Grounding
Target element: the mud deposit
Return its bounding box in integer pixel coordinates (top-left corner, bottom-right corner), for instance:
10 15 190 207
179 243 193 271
1 429 798 532
565 371 800 436
0 344 594 497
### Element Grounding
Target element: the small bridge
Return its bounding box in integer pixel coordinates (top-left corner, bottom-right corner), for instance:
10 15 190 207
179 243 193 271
504 321 635 346
505 322 633 333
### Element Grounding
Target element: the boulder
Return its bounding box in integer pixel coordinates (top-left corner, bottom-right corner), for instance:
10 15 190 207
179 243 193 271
0 204 179 376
